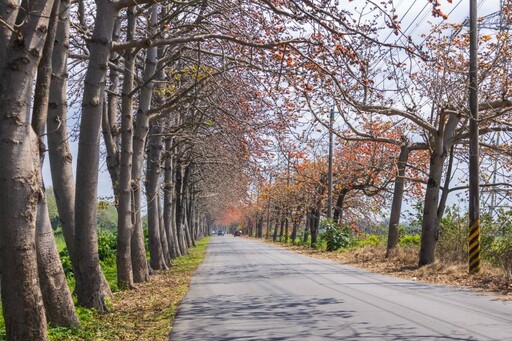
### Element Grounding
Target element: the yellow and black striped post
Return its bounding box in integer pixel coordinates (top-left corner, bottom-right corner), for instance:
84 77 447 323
468 0 480 275
469 219 480 273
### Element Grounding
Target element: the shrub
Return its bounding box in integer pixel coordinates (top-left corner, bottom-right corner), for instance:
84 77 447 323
354 234 383 248
320 219 354 251
436 205 468 262
59 248 73 279
98 229 117 262
399 234 421 247
487 236 512 280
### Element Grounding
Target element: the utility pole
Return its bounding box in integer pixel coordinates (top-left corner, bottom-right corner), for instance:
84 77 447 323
266 171 272 239
468 0 481 274
327 106 334 219
285 152 290 243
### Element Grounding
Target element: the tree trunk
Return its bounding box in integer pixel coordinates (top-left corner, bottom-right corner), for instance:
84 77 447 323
310 208 320 247
284 217 289 243
130 4 159 282
418 148 444 266
182 166 195 248
386 144 410 257
419 113 460 266
47 0 78 282
35 194 79 327
74 0 117 311
265 201 271 239
0 128 48 341
146 122 167 270
116 6 136 290
175 165 188 255
159 198 171 265
273 220 279 242
257 215 263 238
183 207 193 248
0 1 56 338
290 214 300 243
0 0 18 71
31 0 79 326
437 146 455 220
303 213 310 243
164 140 181 259
279 218 285 239
102 17 122 198
131 187 150 282
333 189 347 223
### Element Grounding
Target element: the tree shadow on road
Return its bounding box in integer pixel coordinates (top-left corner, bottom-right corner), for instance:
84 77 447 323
170 294 353 340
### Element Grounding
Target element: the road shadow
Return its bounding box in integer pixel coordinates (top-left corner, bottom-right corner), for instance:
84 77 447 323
170 293 478 340
170 238 497 340
170 294 353 340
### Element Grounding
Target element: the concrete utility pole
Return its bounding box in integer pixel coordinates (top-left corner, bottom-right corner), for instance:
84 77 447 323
327 106 334 219
468 0 481 274
266 171 272 239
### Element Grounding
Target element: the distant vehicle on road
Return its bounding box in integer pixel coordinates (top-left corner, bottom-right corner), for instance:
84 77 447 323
217 230 225 236
234 230 242 237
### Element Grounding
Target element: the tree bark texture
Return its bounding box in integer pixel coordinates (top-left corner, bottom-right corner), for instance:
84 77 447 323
279 218 285 239
0 0 18 71
273 219 279 242
116 6 136 290
130 4 159 281
310 208 320 247
419 113 460 266
35 194 79 327
290 213 301 242
102 17 122 198
74 0 117 311
158 197 171 265
163 140 181 259
257 214 263 238
180 165 193 249
31 0 79 326
0 0 56 338
386 144 410 257
146 122 167 270
175 164 189 255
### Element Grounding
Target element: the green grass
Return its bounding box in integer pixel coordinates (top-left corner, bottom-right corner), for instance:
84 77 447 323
172 237 210 272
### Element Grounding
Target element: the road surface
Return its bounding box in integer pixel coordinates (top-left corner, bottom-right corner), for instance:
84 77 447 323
170 236 512 340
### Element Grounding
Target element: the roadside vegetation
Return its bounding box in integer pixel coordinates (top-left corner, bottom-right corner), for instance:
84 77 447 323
0 231 210 340
260 207 512 299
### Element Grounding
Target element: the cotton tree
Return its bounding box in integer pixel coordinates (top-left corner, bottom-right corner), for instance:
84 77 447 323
343 23 512 265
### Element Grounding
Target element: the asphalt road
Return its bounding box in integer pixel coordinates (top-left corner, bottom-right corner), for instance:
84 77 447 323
169 236 512 341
